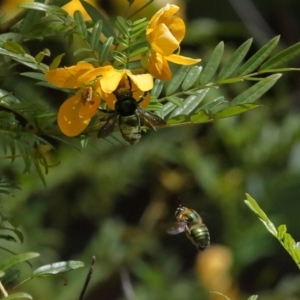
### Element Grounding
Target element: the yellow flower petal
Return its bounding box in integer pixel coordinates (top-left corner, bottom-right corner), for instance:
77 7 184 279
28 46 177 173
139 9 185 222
78 65 114 83
126 72 153 91
102 91 117 110
166 54 201 65
78 95 100 119
45 61 95 88
149 23 179 56
147 4 180 30
132 89 150 108
147 4 185 57
58 95 90 136
142 50 172 81
165 17 185 44
100 69 125 93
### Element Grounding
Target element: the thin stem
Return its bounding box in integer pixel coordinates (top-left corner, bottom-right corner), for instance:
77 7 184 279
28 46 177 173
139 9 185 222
11 277 32 290
0 281 8 297
78 256 96 300
127 0 154 19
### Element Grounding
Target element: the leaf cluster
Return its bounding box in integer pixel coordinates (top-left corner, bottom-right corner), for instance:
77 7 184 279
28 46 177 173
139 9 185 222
0 1 299 183
0 252 84 300
153 36 300 126
245 194 300 270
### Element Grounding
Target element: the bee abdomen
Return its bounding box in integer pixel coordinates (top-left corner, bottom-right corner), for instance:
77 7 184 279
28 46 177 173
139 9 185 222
119 115 141 144
190 224 210 250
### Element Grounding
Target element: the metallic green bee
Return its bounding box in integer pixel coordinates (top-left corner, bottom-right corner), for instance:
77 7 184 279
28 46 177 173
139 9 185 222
98 80 166 144
167 205 210 250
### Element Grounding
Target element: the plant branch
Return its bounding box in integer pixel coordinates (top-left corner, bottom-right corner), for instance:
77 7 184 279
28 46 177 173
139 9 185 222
0 281 8 297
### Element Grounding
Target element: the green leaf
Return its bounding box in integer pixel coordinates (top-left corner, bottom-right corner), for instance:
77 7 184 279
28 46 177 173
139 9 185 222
3 42 26 55
277 224 287 240
99 37 114 63
165 96 184 107
0 235 17 242
73 48 93 56
0 252 40 271
80 0 116 38
151 79 164 98
247 296 259 300
245 194 300 269
199 41 224 85
115 17 130 39
230 74 281 106
198 96 226 110
11 229 24 243
260 41 300 70
283 233 296 248
128 46 148 58
167 115 189 125
18 2 67 16
182 65 202 90
131 18 147 31
244 194 270 222
89 20 103 50
162 102 177 117
190 110 212 123
20 0 44 35
214 104 260 119
218 38 253 80
169 88 210 118
147 101 164 112
74 10 88 37
33 159 47 186
1 269 20 285
238 36 280 75
3 292 32 300
32 260 85 277
166 65 190 95
49 53 65 69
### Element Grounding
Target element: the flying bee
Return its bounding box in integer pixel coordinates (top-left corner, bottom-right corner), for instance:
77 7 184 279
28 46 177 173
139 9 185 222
167 205 210 250
98 78 166 144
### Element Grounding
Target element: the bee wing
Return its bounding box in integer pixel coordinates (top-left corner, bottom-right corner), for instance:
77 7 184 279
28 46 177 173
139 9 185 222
97 112 118 138
136 106 166 130
167 222 186 235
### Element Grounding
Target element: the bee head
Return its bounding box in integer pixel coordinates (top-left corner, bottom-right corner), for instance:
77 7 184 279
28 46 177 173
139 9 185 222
114 88 133 102
175 204 186 217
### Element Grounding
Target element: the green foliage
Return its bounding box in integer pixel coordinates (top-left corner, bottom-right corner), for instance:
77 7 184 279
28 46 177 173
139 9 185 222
0 214 84 299
1 1 300 299
0 2 299 168
3 292 33 300
245 194 300 269
32 261 85 277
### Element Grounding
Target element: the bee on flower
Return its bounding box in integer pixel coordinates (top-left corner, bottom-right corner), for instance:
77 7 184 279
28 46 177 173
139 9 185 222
45 61 111 137
97 71 166 144
45 62 165 141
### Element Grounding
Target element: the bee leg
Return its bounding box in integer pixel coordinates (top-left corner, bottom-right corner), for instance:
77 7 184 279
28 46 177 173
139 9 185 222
99 108 109 113
185 225 191 235
137 91 148 104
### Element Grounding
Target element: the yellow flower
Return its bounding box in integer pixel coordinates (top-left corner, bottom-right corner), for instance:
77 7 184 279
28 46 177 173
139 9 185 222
143 4 201 81
98 68 153 109
45 62 111 137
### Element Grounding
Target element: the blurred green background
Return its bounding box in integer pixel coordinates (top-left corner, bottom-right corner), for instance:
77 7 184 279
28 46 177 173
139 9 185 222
1 0 300 299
